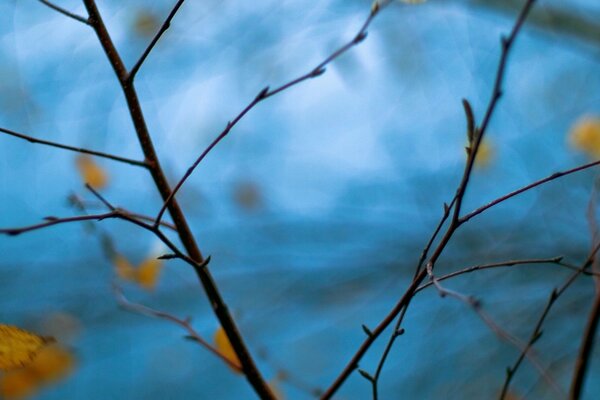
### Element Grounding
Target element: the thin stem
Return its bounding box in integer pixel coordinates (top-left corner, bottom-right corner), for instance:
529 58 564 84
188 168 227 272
128 0 186 81
321 2 537 397
113 283 242 372
37 0 90 24
82 1 274 397
0 126 147 167
500 242 600 399
569 287 600 399
462 158 600 224
154 4 381 226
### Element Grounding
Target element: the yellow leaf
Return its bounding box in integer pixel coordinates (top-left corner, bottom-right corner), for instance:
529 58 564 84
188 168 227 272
113 254 136 282
76 155 108 189
568 115 600 158
135 257 163 290
28 345 75 383
214 327 241 372
473 139 494 168
0 325 54 371
0 369 37 399
0 345 75 400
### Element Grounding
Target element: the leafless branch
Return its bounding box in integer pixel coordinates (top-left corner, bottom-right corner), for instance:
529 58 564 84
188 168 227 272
154 1 385 226
37 0 90 25
113 283 242 372
128 0 186 81
320 1 537 398
0 126 147 168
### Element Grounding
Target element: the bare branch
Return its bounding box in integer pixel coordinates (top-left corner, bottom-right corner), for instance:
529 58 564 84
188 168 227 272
570 291 600 399
154 1 383 226
462 158 600 224
81 1 274 396
128 0 186 81
113 283 242 372
0 126 147 168
321 1 537 398
38 0 90 25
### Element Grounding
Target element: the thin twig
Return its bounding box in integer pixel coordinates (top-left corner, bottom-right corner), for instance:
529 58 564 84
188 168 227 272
569 290 600 399
425 263 561 395
128 0 186 81
462 158 600 224
500 242 600 399
82 1 274 396
37 0 90 25
113 283 242 371
321 2 537 398
154 2 381 226
0 126 147 167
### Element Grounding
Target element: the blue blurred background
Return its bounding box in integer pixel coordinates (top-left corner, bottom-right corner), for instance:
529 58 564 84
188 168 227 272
1 0 600 398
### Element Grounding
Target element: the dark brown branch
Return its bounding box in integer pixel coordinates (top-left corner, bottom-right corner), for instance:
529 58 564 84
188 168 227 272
113 283 242 372
570 287 600 399
128 0 186 81
38 0 90 25
321 1 537 398
0 126 147 167
154 3 380 225
81 1 274 397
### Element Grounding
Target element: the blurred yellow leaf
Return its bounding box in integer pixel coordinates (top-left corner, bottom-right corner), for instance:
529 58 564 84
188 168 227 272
569 115 600 158
27 345 75 383
113 254 137 282
76 155 108 189
214 327 241 372
0 369 37 399
233 181 262 212
133 11 159 37
473 139 494 168
136 257 163 290
0 325 54 371
0 345 75 400
113 253 163 291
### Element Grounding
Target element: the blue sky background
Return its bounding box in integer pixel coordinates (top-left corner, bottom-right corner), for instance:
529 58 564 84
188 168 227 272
1 0 600 398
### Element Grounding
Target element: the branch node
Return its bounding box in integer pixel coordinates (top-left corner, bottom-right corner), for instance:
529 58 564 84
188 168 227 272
357 369 375 382
362 324 373 337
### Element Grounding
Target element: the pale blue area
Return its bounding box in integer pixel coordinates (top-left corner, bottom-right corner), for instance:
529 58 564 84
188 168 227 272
0 0 600 399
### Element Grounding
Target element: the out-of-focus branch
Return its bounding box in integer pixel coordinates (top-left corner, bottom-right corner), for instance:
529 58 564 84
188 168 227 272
0 126 147 168
113 283 242 372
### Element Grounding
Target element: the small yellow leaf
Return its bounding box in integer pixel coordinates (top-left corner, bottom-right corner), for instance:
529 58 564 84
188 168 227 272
474 139 494 168
76 155 108 189
214 327 241 372
568 115 600 158
113 255 136 282
0 325 54 371
135 257 163 290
